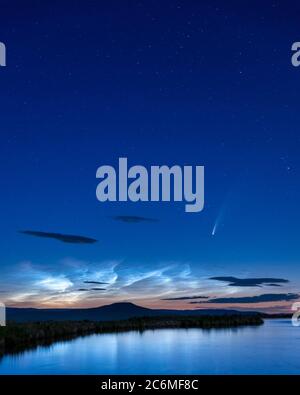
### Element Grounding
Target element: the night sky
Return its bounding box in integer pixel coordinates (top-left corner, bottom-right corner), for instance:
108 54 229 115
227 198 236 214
0 1 300 312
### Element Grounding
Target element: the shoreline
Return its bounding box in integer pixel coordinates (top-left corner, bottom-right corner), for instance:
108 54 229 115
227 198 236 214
0 314 263 357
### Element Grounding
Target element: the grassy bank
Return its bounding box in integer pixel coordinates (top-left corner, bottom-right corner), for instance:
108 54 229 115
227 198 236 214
0 314 263 356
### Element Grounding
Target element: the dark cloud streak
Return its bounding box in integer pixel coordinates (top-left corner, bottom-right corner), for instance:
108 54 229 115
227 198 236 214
161 295 210 301
19 230 98 244
190 293 299 304
112 216 158 223
209 277 289 287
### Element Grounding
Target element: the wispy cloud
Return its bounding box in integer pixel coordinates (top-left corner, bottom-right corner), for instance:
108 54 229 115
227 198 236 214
0 259 208 307
37 276 73 292
0 258 294 312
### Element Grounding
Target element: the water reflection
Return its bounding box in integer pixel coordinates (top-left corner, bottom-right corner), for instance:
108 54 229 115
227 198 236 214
0 320 299 374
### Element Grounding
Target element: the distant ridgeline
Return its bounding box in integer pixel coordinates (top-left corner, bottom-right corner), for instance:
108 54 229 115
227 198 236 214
6 302 260 322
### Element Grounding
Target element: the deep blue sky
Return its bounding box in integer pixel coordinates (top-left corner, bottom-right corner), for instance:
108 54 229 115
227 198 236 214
0 1 300 311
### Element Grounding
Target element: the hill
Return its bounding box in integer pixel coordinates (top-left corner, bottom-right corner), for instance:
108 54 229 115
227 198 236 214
6 302 259 322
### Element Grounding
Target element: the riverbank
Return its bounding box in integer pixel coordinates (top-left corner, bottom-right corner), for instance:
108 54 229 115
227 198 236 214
0 314 263 356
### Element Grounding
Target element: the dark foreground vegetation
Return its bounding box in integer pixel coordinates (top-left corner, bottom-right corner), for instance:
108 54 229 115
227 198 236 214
0 314 263 356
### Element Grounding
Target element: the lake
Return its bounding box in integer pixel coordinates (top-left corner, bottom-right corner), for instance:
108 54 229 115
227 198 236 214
0 319 299 374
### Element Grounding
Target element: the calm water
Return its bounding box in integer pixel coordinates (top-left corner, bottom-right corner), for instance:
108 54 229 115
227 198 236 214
0 319 299 374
